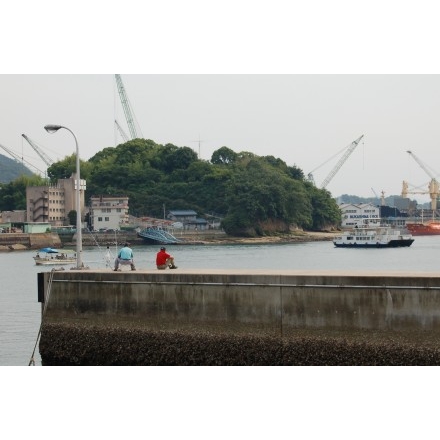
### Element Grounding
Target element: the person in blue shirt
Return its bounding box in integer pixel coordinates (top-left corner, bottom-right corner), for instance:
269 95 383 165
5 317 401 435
113 242 136 271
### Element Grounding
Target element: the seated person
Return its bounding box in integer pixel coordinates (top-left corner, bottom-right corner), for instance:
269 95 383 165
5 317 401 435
156 247 177 270
114 242 136 271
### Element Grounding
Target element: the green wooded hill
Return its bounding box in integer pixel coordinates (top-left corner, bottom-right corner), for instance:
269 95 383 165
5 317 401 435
0 139 342 236
0 153 34 183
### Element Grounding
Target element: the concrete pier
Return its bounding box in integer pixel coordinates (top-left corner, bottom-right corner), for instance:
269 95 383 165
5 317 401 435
38 269 440 365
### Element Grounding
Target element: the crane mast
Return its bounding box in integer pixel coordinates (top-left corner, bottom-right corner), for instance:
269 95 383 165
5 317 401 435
115 74 140 140
22 134 54 167
320 135 364 189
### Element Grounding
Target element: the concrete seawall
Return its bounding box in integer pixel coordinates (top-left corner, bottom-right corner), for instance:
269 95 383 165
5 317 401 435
38 269 440 365
0 232 61 250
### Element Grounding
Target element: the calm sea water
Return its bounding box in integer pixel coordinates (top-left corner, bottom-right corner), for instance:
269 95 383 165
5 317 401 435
2 236 440 366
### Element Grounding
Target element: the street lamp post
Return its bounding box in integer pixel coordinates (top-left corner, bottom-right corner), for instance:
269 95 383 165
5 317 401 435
44 124 83 269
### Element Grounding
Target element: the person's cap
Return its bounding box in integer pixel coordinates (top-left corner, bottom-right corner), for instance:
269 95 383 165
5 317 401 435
160 247 166 251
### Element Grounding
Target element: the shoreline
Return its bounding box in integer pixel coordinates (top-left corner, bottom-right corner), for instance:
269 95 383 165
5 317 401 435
172 231 339 246
0 231 340 251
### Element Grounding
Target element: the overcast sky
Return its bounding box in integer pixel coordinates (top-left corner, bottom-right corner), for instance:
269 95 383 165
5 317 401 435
2 2 440 205
1 74 440 203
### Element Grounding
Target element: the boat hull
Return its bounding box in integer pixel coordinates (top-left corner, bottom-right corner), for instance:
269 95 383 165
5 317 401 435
333 239 414 248
34 258 76 266
406 223 440 236
34 258 77 265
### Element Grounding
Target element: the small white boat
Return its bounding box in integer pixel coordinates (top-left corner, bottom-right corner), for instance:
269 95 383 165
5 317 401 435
34 248 77 265
333 225 414 248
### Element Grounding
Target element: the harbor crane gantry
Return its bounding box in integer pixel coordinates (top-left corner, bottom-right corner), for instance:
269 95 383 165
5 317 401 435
115 74 142 140
21 134 54 168
308 135 364 189
403 150 439 210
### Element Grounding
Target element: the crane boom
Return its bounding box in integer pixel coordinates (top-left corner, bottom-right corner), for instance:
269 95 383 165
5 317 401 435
22 134 54 167
320 135 364 189
406 150 436 179
0 143 22 165
114 119 129 142
0 143 43 175
115 74 140 140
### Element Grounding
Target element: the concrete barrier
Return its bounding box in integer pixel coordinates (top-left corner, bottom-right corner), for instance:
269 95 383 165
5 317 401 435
37 270 440 365
0 232 61 250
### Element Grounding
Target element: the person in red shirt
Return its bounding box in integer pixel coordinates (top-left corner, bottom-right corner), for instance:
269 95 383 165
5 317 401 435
156 247 178 270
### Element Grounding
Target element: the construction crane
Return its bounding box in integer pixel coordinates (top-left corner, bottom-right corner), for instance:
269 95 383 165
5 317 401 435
371 187 379 204
115 74 142 140
404 150 439 210
21 134 54 168
371 188 386 206
308 135 364 189
114 119 129 143
0 142 44 175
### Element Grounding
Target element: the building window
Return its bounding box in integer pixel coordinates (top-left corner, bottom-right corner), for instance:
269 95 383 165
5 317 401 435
98 217 102 222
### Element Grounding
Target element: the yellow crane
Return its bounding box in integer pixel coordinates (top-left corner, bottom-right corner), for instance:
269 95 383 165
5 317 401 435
402 150 439 210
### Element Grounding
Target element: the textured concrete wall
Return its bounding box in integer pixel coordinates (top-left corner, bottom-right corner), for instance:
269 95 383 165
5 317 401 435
0 232 61 249
38 270 440 365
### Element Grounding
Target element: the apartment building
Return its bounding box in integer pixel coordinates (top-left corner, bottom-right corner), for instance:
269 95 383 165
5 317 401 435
26 173 86 227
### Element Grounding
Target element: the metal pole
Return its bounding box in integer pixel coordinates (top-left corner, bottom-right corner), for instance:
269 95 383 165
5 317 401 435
69 128 83 269
44 125 82 268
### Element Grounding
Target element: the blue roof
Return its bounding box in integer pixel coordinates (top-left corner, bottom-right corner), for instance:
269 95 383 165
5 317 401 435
38 247 60 253
38 247 75 254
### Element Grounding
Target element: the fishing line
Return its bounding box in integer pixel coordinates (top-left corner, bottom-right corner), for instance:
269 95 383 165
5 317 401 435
83 228 116 267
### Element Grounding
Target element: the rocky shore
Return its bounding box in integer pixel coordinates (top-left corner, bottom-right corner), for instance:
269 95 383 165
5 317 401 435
54 229 340 247
0 230 340 251
186 231 339 245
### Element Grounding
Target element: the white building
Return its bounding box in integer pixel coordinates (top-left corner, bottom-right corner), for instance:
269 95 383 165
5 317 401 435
89 196 129 231
339 203 380 228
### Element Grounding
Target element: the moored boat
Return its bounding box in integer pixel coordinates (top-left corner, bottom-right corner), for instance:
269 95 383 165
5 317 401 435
33 247 77 265
405 221 440 236
333 225 414 248
137 226 180 245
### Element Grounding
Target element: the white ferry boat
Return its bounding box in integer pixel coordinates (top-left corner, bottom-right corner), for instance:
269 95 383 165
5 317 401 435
333 225 414 248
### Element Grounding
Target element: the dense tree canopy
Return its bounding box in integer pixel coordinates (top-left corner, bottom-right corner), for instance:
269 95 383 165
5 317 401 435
1 138 341 236
0 174 48 211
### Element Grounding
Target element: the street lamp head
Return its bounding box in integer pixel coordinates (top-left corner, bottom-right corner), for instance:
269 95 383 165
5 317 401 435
44 124 63 134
